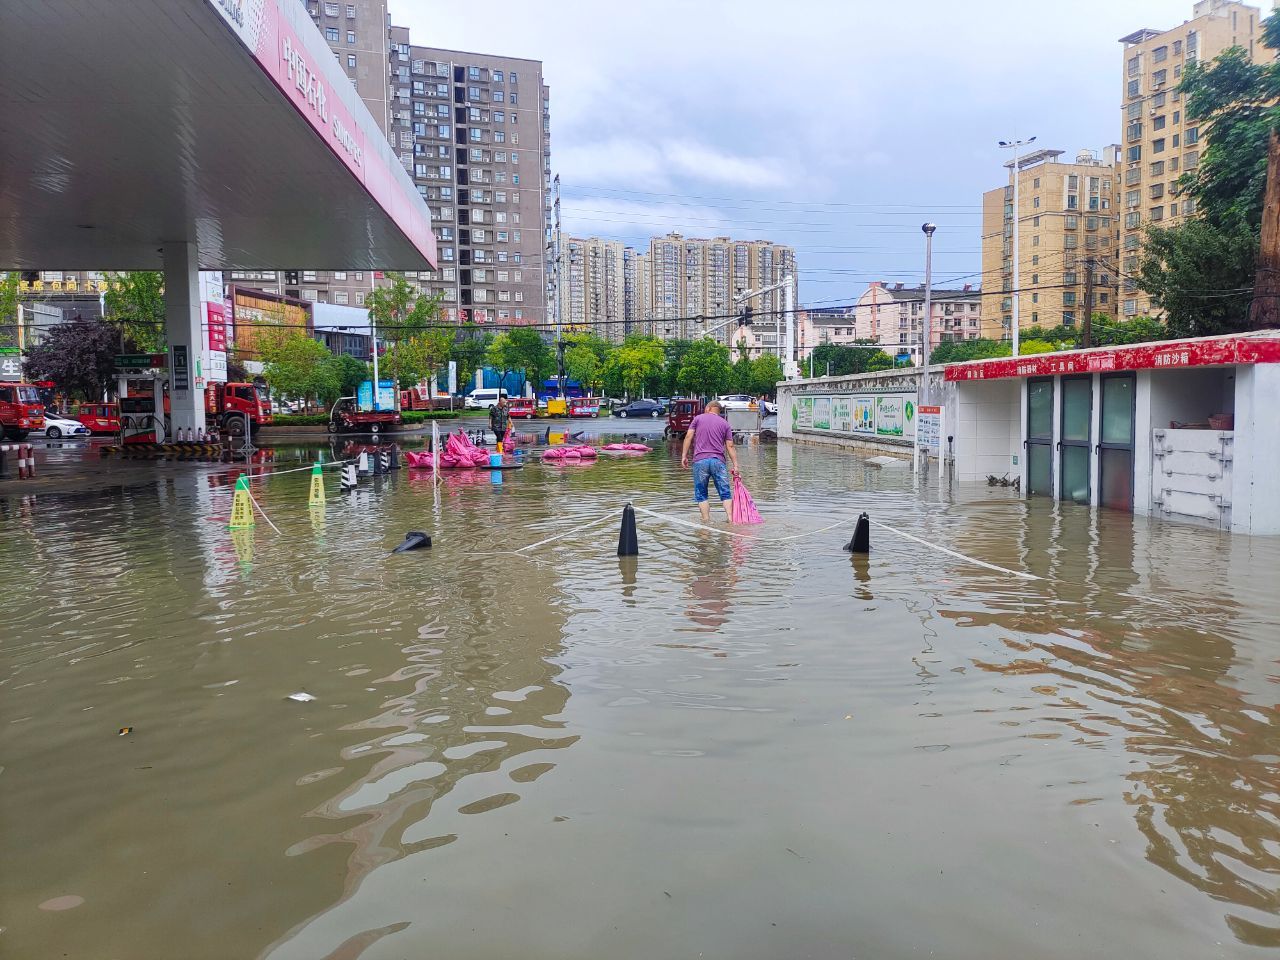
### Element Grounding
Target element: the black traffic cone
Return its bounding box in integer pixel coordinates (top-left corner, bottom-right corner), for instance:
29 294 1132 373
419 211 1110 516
844 512 870 554
617 504 639 557
392 531 432 553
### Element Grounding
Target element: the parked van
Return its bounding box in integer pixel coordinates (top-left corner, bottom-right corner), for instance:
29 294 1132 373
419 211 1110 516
464 388 509 410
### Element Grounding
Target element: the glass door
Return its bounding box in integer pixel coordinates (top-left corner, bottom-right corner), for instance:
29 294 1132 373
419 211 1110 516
1026 377 1054 497
1099 373 1136 511
1059 375 1092 504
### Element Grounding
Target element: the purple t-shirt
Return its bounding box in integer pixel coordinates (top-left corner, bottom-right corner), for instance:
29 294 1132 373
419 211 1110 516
689 412 731 463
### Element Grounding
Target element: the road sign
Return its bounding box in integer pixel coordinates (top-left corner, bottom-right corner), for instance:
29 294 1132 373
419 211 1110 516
115 354 154 370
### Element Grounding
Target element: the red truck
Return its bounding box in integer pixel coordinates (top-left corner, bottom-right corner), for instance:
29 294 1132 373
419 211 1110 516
0 383 47 440
328 397 401 434
400 384 443 411
77 402 122 435
205 381 273 436
507 396 536 419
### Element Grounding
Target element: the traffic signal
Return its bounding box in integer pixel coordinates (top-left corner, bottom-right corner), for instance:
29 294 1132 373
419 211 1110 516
738 305 754 327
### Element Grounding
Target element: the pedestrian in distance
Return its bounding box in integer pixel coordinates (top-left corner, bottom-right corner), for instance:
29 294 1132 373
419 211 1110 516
681 400 741 523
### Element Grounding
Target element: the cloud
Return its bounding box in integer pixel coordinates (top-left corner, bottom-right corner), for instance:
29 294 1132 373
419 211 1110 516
559 197 733 242
557 138 786 191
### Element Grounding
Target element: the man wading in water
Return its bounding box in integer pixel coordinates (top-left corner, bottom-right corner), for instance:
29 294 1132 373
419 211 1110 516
681 400 740 523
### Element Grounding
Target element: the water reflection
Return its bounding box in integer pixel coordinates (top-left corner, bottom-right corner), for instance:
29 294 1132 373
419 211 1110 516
938 499 1280 946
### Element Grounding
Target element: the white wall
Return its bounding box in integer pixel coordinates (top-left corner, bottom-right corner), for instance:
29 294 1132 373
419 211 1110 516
953 379 1020 483
1232 364 1280 535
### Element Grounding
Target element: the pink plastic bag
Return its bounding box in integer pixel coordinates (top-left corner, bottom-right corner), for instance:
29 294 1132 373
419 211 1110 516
730 471 763 524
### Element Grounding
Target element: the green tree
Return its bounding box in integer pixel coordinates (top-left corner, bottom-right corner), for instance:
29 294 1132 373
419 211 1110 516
807 342 885 376
0 272 19 353
676 338 732 399
730 355 754 393
658 338 694 396
865 351 896 371
1137 219 1258 336
326 352 369 399
366 272 445 391
503 327 552 391
103 272 166 352
451 324 493 392
564 343 602 392
928 338 1012 364
22 318 121 400
603 335 665 397
749 354 785 395
1137 18 1280 332
382 328 454 392
259 331 339 406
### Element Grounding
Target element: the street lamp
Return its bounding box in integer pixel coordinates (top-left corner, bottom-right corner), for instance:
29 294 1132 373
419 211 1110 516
921 222 936 406
998 136 1035 357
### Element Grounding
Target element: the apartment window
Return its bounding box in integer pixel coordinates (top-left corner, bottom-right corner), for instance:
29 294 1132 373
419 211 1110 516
1149 183 1164 200
346 3 355 15
1126 122 1143 142
1152 138 1166 154
1067 175 1079 190
1064 235 1079 249
1063 292 1077 306
1127 145 1142 163
333 271 347 280
494 70 504 82
492 90 505 102
1032 235 1040 246
469 128 482 141
514 291 524 302
1173 40 1182 56
346 31 355 44
469 66 480 80
1127 55 1140 77
1085 216 1098 230
1150 206 1164 222
494 131 505 143
347 55 356 68
1065 215 1078 229
1126 101 1142 120
1150 160 1165 177
1152 115 1166 131
510 72 518 83
1153 45 1168 63
493 111 505 123
1172 134 1180 148
325 26 338 41
1066 194 1079 210
1124 298 1137 315
1124 235 1140 251
1033 196 1040 209
1127 79 1141 99
334 291 349 305
1126 212 1142 229
1153 69 1168 87
1153 91 1167 108
1031 273 1039 284
1031 293 1039 304
324 1 339 14
1033 177 1041 189
1064 271 1076 285
509 93 517 105
1185 127 1199 145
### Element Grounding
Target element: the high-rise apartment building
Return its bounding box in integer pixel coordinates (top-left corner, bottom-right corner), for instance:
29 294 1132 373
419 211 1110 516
559 237 650 342
232 11 553 327
980 147 1122 338
646 233 796 343
388 44 551 327
1118 1 1274 318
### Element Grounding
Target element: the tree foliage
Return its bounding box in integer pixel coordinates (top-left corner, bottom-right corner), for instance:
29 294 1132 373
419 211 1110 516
749 354 785 395
604 335 665 397
0 272 19 352
807 342 895 376
676 338 733 398
23 318 122 401
1137 19 1280 334
259 330 340 406
383 329 454 391
328 353 369 399
103 272 166 352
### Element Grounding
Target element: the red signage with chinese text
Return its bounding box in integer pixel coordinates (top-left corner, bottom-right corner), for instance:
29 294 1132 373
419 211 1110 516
944 335 1280 382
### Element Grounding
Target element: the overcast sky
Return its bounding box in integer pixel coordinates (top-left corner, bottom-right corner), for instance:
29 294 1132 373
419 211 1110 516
392 0 1223 307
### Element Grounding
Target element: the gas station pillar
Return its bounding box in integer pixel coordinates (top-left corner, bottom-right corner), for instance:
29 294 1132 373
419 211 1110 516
162 242 207 438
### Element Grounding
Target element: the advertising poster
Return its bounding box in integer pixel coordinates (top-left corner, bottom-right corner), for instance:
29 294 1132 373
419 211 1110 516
875 396 905 436
200 270 228 384
853 397 875 434
793 396 815 430
813 396 832 431
830 397 853 433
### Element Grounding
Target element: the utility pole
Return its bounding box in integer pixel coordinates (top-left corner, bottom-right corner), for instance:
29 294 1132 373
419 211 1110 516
998 136 1036 357
1082 257 1095 349
552 173 564 397
782 272 796 380
920 223 936 406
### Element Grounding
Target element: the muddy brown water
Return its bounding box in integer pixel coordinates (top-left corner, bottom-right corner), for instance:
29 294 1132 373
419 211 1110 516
2 436 1279 959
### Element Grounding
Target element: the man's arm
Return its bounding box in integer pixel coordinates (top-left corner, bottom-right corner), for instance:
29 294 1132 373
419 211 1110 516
681 425 695 468
724 432 739 472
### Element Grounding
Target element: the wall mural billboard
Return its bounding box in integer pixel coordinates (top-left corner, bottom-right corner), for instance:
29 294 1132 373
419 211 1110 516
792 392 916 440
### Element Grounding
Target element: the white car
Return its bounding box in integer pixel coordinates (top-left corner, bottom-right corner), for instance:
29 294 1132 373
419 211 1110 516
464 388 509 410
37 411 91 440
716 394 759 412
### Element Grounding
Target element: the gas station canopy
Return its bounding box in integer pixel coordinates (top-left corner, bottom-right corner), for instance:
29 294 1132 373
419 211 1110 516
0 0 436 271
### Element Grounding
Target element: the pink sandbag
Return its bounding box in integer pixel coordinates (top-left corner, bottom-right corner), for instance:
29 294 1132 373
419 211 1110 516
730 471 763 524
404 450 433 467
443 430 489 468
601 442 651 452
573 445 597 458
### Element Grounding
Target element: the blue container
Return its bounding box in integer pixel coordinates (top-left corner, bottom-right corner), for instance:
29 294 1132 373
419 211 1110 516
489 453 503 468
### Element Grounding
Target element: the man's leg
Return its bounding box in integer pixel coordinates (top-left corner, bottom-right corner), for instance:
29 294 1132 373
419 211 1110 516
714 460 733 522
699 501 712 523
693 459 712 523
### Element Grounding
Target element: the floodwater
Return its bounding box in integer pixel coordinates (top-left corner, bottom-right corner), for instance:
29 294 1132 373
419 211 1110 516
3 432 1280 959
